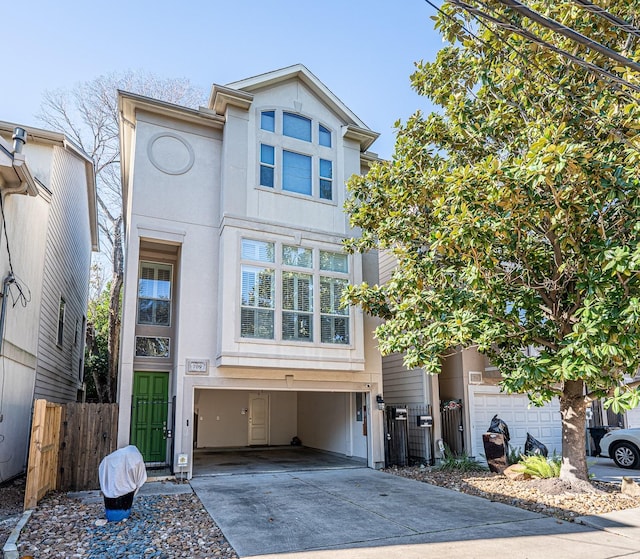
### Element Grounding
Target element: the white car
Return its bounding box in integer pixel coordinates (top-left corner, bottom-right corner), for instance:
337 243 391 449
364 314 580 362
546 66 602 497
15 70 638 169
600 428 640 469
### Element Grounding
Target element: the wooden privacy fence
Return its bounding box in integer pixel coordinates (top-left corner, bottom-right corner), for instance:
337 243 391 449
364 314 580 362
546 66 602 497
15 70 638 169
24 400 62 509
58 402 119 492
24 400 119 509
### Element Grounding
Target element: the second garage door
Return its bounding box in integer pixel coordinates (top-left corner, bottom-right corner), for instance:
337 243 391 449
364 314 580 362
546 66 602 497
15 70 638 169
468 385 562 460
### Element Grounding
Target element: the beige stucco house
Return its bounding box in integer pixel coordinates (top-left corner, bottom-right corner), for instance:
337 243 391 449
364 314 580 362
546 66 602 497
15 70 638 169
0 123 98 483
116 65 384 477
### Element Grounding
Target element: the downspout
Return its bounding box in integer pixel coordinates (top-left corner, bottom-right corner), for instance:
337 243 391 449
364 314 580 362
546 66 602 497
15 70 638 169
0 273 15 353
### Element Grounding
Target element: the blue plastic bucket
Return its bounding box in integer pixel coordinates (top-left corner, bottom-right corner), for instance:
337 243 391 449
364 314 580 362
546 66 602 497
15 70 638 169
103 490 134 522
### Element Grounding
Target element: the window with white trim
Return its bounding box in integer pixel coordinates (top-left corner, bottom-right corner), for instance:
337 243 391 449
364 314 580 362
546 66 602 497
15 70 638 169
260 144 275 188
319 159 332 201
283 150 312 195
283 113 311 142
258 109 335 201
261 110 275 132
241 239 275 339
319 250 350 344
319 124 332 147
240 239 350 344
138 262 172 326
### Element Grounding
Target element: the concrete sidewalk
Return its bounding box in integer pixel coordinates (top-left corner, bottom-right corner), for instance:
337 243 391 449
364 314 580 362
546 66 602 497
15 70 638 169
190 468 640 559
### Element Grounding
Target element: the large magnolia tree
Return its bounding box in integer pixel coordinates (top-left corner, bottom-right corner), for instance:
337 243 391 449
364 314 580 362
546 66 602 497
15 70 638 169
345 1 640 487
39 71 205 402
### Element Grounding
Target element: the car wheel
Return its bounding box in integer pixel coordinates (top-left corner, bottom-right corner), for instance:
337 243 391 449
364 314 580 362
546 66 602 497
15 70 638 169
611 442 640 469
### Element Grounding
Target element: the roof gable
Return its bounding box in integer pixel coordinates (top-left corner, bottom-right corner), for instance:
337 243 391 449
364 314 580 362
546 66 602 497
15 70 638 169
209 64 378 152
221 65 368 128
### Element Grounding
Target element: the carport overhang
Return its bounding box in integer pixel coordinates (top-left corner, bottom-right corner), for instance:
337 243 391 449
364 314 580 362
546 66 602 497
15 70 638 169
177 379 384 479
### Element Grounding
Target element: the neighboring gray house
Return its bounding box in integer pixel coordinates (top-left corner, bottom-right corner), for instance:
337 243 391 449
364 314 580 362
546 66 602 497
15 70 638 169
378 250 563 463
0 122 98 483
116 65 385 477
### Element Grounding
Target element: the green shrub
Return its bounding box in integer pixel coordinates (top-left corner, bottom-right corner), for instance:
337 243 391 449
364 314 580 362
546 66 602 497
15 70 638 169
507 446 523 465
519 454 561 478
438 449 488 472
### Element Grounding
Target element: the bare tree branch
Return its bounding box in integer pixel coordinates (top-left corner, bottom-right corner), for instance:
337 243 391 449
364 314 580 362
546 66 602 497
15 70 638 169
38 71 206 401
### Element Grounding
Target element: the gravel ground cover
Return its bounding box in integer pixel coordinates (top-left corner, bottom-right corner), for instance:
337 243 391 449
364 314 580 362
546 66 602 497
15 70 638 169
0 475 25 547
8 490 238 559
386 465 640 521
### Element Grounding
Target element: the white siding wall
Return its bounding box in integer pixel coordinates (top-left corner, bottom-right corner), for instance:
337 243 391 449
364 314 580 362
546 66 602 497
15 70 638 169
0 135 93 482
35 146 92 402
0 142 49 482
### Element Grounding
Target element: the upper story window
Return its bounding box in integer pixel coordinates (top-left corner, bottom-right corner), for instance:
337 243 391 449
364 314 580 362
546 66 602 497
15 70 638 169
138 262 172 326
260 144 275 188
319 159 332 201
319 124 331 147
283 113 311 142
261 110 275 132
258 109 335 201
283 151 312 195
240 239 350 345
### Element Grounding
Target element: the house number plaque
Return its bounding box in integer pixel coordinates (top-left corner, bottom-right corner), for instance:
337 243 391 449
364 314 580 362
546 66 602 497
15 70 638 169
186 359 209 375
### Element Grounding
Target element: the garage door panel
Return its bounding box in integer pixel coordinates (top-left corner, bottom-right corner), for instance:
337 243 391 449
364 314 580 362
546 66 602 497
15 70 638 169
470 389 562 460
627 405 640 428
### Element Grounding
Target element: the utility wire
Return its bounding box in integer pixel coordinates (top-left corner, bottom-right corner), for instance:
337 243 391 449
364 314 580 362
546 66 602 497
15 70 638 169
422 0 640 152
448 0 640 94
493 0 640 72
0 194 14 276
571 0 640 39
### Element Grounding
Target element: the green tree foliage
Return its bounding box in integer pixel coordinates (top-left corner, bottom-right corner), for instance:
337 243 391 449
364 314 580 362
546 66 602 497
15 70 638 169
85 284 110 402
345 1 640 485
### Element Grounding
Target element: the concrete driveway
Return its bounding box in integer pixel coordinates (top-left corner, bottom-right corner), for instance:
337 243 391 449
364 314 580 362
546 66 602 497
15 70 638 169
589 456 640 483
189 468 640 559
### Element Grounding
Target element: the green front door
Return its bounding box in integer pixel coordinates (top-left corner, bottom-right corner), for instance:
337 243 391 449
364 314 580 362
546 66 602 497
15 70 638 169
131 372 169 463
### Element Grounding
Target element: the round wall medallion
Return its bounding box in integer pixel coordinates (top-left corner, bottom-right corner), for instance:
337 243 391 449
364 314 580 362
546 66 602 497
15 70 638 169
147 132 195 175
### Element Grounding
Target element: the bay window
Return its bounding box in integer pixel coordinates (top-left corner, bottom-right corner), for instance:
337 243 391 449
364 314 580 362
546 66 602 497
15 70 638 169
240 239 350 345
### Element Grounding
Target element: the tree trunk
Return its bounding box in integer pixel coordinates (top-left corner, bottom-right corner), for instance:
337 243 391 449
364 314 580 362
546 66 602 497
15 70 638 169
85 321 108 403
107 216 123 403
559 379 594 490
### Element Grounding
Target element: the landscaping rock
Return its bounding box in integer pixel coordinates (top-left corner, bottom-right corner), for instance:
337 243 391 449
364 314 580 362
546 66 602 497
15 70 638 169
503 463 531 481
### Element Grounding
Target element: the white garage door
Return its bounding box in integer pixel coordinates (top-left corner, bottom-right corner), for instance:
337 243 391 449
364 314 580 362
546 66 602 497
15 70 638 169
627 404 640 428
469 385 562 460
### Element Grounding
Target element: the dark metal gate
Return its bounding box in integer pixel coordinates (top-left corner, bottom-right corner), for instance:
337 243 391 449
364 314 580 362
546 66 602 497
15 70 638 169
384 406 409 467
440 399 464 456
384 405 434 467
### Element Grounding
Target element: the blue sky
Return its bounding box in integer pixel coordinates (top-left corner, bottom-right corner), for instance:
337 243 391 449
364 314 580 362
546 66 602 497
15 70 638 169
3 0 444 159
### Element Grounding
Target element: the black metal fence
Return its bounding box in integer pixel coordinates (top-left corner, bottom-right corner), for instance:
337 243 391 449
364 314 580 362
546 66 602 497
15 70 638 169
384 405 434 467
